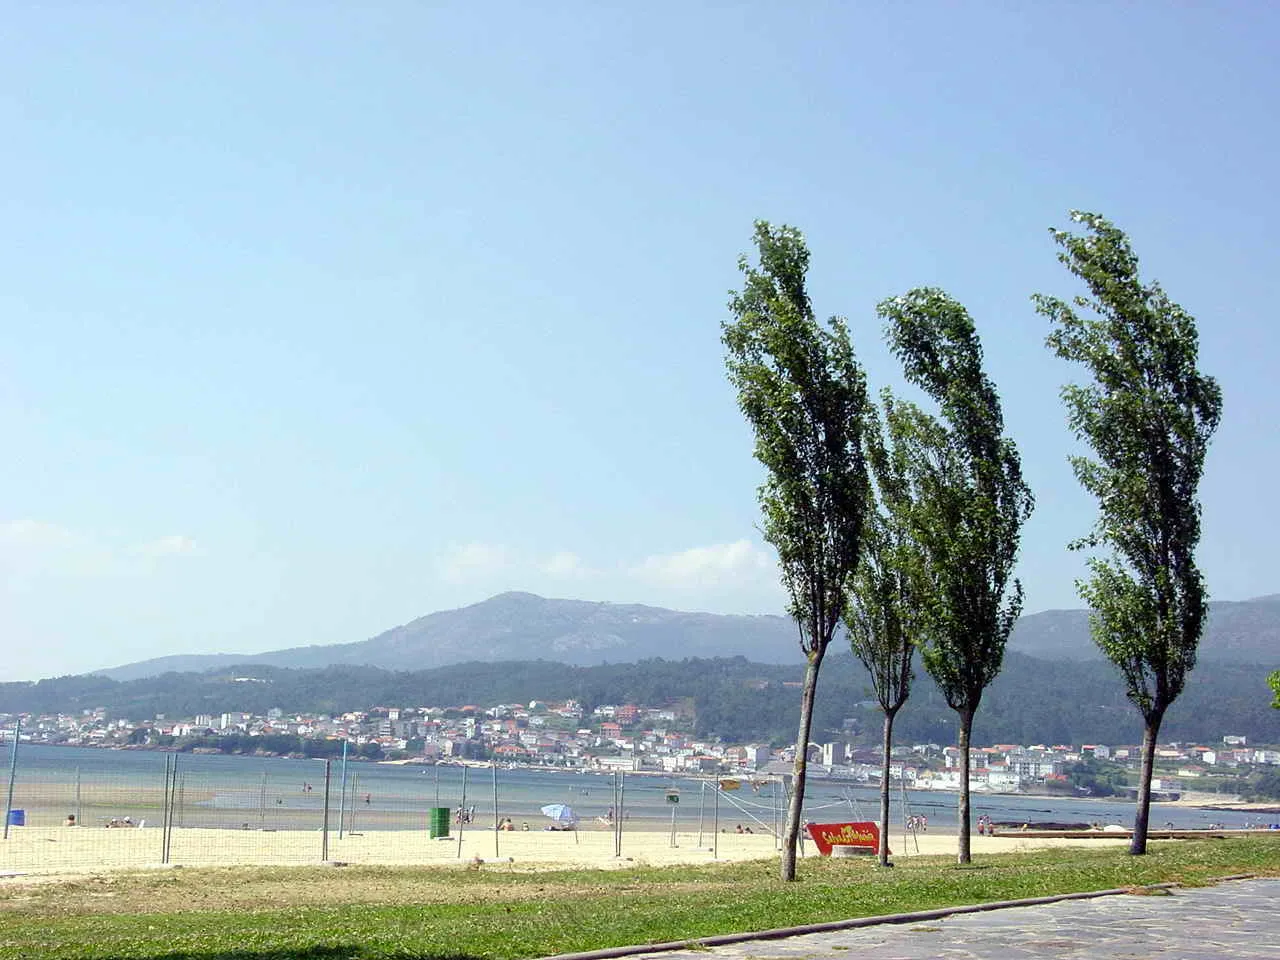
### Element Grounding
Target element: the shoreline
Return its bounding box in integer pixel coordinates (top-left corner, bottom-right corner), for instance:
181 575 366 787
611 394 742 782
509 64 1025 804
0 823 1135 878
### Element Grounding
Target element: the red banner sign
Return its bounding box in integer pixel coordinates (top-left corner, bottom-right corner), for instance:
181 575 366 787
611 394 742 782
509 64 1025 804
805 821 884 856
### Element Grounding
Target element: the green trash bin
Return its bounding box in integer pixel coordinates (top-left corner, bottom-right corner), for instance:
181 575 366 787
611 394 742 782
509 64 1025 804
429 807 451 839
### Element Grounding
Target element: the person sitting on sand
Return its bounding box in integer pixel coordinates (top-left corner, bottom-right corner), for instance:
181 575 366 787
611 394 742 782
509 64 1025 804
735 824 744 834
64 814 77 826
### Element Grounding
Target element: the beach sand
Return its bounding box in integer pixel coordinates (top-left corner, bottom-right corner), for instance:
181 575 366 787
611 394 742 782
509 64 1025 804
0 822 1132 877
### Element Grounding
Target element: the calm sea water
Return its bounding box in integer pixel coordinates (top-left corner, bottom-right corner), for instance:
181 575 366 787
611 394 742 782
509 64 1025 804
6 744 1275 832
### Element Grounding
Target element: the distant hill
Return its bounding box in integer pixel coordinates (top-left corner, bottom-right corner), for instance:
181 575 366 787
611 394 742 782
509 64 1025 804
1006 594 1280 662
8 651 1278 747
96 592 803 680
93 590 1280 682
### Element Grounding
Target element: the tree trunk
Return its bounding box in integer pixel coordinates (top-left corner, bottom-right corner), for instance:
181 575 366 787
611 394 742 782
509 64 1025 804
1130 709 1165 855
780 650 824 881
956 707 974 865
878 707 898 867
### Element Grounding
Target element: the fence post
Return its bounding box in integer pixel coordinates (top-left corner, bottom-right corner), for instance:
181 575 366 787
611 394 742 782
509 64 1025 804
455 765 468 859
160 754 172 864
713 781 719 860
492 759 499 859
697 780 706 848
337 740 349 840
617 771 625 857
321 759 332 862
164 755 178 864
3 717 20 840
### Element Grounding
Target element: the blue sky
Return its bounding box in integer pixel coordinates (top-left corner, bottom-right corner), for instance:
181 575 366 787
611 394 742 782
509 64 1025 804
3 2 1277 682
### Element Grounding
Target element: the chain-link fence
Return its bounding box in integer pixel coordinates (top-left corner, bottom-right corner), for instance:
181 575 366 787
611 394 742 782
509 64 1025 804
2 744 798 874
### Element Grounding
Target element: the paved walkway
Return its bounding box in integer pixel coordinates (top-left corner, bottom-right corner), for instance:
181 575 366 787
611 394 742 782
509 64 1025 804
637 878 1280 960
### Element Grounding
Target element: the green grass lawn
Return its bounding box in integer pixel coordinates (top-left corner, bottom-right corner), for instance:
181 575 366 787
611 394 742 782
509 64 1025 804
2 837 1278 960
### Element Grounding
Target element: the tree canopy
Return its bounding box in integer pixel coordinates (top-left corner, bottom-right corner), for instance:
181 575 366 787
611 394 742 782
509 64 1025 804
723 220 873 880
1035 210 1223 853
877 288 1033 863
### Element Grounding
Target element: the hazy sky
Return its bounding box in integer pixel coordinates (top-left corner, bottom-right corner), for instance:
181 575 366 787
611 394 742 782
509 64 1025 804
3 3 1277 682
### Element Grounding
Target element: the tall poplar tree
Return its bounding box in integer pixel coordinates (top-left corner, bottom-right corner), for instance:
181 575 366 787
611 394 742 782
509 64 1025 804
878 289 1033 865
724 221 872 882
1035 211 1223 854
846 406 919 868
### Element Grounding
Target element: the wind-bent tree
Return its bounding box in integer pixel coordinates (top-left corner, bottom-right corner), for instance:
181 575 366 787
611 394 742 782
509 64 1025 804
1035 211 1223 855
724 221 873 881
878 289 1033 865
846 407 919 868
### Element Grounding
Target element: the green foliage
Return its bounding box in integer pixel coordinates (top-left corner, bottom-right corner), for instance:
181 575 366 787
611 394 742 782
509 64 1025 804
723 221 872 654
1035 211 1223 723
723 220 873 879
174 733 383 760
1036 211 1223 856
876 290 1033 714
1246 770 1280 801
877 288 1032 863
1067 757 1129 797
846 415 918 717
1269 670 1280 709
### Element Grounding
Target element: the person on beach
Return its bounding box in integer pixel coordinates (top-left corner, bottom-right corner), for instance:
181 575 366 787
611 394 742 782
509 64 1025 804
63 814 77 826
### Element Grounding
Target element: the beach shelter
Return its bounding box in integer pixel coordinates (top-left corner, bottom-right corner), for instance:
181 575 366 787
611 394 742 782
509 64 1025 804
540 803 579 828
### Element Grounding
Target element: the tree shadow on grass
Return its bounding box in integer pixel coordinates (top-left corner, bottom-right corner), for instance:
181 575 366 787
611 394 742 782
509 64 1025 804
140 949 483 960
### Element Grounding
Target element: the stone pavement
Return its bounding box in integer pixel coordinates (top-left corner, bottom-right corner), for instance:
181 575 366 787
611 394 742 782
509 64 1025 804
636 878 1280 960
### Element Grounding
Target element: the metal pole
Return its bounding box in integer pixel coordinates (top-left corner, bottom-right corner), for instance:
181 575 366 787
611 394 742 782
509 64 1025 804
455 766 469 859
161 754 172 863
614 773 624 860
75 766 83 830
165 755 178 864
321 759 332 862
774 777 781 848
669 797 677 847
900 777 909 855
434 764 440 807
338 740 349 840
258 771 267 826
492 759 499 859
3 717 20 840
712 781 719 860
697 780 706 848
350 774 360 835
617 771 625 857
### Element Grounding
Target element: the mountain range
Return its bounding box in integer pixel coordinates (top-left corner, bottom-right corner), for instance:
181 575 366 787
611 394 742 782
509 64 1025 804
94 590 1280 682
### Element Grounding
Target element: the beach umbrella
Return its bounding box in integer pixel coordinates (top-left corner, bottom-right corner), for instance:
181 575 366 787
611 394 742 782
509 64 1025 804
540 803 578 825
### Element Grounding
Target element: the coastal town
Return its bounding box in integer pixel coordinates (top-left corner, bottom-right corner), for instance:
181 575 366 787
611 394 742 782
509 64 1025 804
4 697 1277 801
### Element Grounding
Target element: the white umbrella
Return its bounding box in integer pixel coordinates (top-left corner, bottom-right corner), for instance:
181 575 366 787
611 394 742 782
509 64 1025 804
540 803 578 826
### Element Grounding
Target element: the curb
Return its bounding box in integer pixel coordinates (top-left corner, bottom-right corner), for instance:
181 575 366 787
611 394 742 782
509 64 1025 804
542 882 1187 960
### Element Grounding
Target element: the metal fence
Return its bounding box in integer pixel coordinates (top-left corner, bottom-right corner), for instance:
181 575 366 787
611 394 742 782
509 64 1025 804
1 739 803 874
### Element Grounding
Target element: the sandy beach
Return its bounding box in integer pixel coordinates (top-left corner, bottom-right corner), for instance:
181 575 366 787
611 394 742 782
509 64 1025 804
0 820 1138 877
1163 791 1280 812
